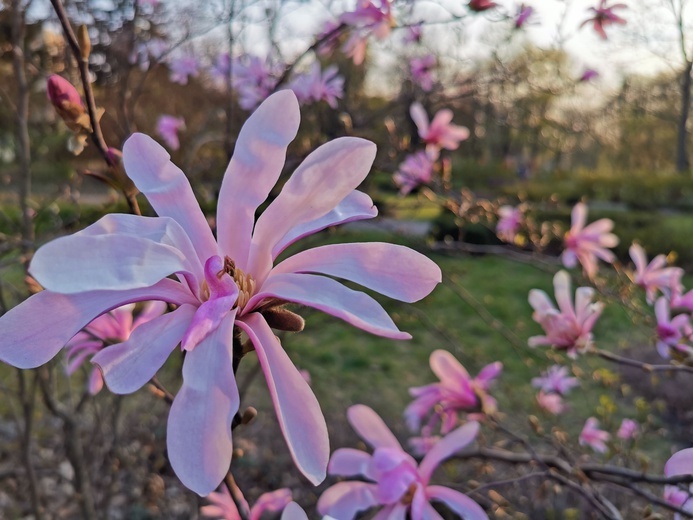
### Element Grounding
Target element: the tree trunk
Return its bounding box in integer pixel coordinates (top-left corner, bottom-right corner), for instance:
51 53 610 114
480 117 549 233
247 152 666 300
676 60 693 173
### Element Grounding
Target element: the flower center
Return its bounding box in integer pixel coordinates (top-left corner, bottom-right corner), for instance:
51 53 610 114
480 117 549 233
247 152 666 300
223 257 256 312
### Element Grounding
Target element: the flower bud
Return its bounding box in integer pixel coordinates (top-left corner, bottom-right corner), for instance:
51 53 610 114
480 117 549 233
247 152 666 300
47 75 87 127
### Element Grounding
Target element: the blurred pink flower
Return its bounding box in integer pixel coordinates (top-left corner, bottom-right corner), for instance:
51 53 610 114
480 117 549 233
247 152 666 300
664 448 693 520
536 391 567 415
339 0 394 64
47 75 82 111
672 286 693 312
579 68 600 82
1 90 441 496
156 115 185 151
531 365 579 396
579 417 610 453
290 62 344 108
408 431 441 456
514 4 534 29
317 20 343 57
405 349 501 434
581 1 627 40
65 302 166 395
210 53 231 83
410 55 436 92
201 486 292 520
404 22 423 43
655 297 693 359
562 202 618 278
616 418 638 440
318 405 487 520
410 102 470 158
393 151 435 195
496 205 522 243
629 243 683 304
528 270 603 358
468 0 497 12
232 55 279 110
168 55 200 85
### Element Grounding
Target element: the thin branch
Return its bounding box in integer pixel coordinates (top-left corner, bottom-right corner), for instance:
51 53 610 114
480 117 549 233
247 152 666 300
591 347 693 374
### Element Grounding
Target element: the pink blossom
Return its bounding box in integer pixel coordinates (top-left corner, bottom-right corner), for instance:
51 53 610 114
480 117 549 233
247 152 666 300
562 202 618 278
580 0 627 40
496 205 522 243
579 417 610 453
403 23 423 44
65 302 166 395
579 68 600 82
408 431 441 456
168 55 200 85
654 297 693 359
536 391 567 415
210 53 231 83
664 449 693 519
47 75 83 111
317 20 342 57
410 55 436 92
514 5 534 29
339 0 394 65
629 243 683 304
468 0 497 12
672 286 693 312
232 56 279 110
0 90 441 496
616 418 638 440
528 270 603 357
393 151 435 195
156 115 185 151
410 102 470 158
405 350 501 435
201 486 293 520
531 365 579 395
318 405 488 520
289 62 344 108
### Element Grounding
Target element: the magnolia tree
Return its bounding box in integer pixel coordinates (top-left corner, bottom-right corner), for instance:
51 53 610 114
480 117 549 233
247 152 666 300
4 0 693 519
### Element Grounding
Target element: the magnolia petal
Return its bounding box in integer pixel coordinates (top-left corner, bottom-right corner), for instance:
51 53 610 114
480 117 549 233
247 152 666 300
180 295 237 352
419 422 480 484
372 504 408 520
246 273 410 340
280 502 308 520
665 448 693 477
317 481 379 518
552 271 574 318
92 305 196 394
272 243 441 303
0 280 194 369
122 133 218 263
328 448 373 478
217 90 301 269
30 234 191 294
347 404 401 450
426 485 488 520
237 313 329 485
271 190 377 258
167 314 239 496
571 203 587 231
249 137 377 282
528 289 554 314
421 501 445 520
429 349 471 385
410 102 429 136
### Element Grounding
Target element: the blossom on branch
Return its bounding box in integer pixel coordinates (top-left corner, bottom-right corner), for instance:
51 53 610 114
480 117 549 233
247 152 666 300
629 243 683 304
616 418 638 440
579 417 610 453
231 56 280 110
581 0 627 40
496 205 522 243
339 0 394 64
393 151 435 195
664 448 693 519
531 365 579 396
168 55 200 85
289 62 344 108
410 55 436 92
528 270 603 358
156 115 185 151
654 297 693 359
0 90 441 496
562 202 618 278
318 405 488 520
536 391 567 415
410 102 470 158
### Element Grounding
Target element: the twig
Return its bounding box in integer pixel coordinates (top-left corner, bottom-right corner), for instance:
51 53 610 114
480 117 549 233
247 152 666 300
224 472 250 520
591 347 693 374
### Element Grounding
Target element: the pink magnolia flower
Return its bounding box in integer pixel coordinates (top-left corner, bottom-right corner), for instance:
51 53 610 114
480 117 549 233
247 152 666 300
562 202 618 278
339 0 394 65
528 270 603 358
201 486 293 520
664 449 693 520
531 365 579 396
318 405 488 520
289 62 344 108
210 53 231 83
232 56 279 110
515 5 534 29
629 243 683 304
672 286 693 312
410 102 470 158
655 297 693 359
65 301 166 395
403 22 423 44
616 418 638 440
496 205 522 243
536 391 567 415
581 0 627 40
0 90 441 496
468 0 497 12
393 151 435 195
156 115 185 151
168 55 200 85
405 349 502 434
410 55 436 92
579 68 600 82
579 417 610 453
317 20 343 57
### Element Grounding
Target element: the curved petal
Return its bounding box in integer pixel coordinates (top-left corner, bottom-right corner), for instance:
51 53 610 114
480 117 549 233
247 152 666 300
426 486 488 520
217 90 301 269
0 279 194 369
429 349 471 384
237 313 328 485
552 271 574 318
280 502 308 520
410 102 429 136
665 448 693 477
571 203 587 232
528 289 554 314
419 422 479 484
347 404 401 450
317 481 379 518
421 501 445 520
92 304 196 394
167 314 239 496
372 504 408 520
245 273 410 340
30 234 192 294
271 190 377 258
272 243 441 303
328 448 374 478
248 137 377 283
